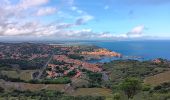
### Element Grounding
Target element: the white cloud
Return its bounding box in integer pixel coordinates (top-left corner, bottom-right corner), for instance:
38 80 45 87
71 6 83 14
19 0 49 9
0 0 149 40
0 0 98 39
97 32 128 39
36 7 57 16
127 25 145 37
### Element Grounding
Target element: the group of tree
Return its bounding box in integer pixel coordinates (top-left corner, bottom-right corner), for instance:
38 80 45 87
0 59 44 70
86 71 102 87
68 54 84 60
0 74 25 82
0 89 105 100
29 77 71 84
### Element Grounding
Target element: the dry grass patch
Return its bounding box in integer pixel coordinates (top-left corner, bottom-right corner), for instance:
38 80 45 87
69 88 112 97
1 70 36 81
0 80 65 91
144 71 170 86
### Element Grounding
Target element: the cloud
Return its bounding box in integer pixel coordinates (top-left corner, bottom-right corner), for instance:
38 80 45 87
0 0 97 39
0 0 150 40
36 7 57 16
76 15 94 25
71 6 83 14
127 25 145 37
19 0 49 9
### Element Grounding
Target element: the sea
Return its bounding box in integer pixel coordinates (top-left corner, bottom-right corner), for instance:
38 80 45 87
82 40 170 63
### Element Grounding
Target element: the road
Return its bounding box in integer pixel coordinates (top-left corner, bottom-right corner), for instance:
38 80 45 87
34 53 54 80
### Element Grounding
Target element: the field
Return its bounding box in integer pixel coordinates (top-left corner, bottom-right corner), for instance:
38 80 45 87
1 70 36 81
0 80 113 98
69 88 112 97
144 71 170 86
0 80 65 91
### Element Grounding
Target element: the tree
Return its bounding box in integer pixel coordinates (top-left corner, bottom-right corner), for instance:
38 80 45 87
119 77 142 99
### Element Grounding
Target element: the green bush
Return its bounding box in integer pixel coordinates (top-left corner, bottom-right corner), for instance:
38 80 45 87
142 84 151 91
41 77 71 84
113 93 121 100
28 77 71 84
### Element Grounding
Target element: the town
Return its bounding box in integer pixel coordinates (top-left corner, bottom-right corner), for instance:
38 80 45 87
0 42 121 81
0 42 170 100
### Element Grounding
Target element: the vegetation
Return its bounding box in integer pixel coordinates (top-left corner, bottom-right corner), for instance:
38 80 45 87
86 71 102 87
0 70 35 81
68 54 84 60
51 60 66 65
153 82 170 93
103 60 170 84
0 74 25 82
144 71 170 86
119 77 142 99
113 93 121 100
0 87 4 93
0 43 170 99
67 70 77 76
29 77 71 84
0 89 105 100
42 77 71 84
0 59 46 70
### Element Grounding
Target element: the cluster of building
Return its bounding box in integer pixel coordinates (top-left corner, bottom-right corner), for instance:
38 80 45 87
82 48 122 57
46 55 102 79
152 58 164 64
0 43 52 60
0 52 5 59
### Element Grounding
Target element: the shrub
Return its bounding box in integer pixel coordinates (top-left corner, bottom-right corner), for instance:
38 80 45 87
142 84 151 91
113 93 121 100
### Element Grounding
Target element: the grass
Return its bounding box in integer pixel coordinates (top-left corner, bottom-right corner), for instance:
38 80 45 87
1 70 36 81
0 80 65 91
69 88 113 97
144 71 170 86
0 97 36 100
71 78 89 88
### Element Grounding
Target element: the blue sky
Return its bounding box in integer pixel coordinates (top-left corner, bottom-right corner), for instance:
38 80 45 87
0 0 170 40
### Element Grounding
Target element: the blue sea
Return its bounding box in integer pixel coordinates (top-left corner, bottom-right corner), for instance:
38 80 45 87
84 40 170 63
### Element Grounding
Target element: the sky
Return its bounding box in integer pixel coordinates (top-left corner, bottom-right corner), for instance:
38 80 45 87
0 0 170 41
